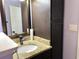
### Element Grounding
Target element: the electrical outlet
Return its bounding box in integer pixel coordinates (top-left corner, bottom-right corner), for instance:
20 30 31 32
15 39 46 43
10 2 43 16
69 24 78 32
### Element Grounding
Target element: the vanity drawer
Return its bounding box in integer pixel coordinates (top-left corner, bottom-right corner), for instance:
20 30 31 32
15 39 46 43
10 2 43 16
31 49 52 59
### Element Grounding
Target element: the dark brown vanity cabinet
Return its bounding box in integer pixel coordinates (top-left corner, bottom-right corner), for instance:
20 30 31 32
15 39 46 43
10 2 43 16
31 49 52 59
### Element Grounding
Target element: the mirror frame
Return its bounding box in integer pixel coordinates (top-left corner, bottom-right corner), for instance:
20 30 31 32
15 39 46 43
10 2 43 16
0 0 7 34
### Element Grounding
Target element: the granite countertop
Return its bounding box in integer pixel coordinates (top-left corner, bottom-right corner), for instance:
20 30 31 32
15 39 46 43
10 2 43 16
13 36 52 59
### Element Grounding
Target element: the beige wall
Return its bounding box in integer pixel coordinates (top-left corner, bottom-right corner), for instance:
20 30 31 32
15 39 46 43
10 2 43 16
63 0 79 59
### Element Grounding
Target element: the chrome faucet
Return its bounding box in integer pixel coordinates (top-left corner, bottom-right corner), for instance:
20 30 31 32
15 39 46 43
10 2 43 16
19 34 24 45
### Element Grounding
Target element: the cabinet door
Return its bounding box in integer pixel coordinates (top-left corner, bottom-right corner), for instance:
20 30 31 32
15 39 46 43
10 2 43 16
31 49 52 59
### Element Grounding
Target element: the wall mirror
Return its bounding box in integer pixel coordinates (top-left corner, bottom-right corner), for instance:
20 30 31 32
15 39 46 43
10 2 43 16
1 0 50 40
2 0 29 36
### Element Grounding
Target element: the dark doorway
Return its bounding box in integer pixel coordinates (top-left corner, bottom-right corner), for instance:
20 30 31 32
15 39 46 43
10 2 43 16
51 0 64 59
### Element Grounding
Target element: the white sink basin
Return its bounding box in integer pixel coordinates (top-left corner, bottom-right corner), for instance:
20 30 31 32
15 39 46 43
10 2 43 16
0 32 18 52
17 44 38 53
0 32 18 59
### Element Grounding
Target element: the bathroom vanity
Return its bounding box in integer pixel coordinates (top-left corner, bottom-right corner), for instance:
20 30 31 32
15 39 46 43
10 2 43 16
13 36 52 59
